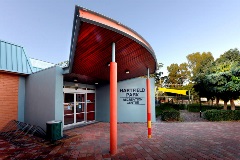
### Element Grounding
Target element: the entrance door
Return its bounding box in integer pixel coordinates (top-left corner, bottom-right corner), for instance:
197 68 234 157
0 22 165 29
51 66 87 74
63 93 74 125
76 93 85 123
63 88 95 127
86 93 95 121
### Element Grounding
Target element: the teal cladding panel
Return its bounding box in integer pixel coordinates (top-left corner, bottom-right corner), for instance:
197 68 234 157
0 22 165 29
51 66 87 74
0 40 33 74
0 42 7 69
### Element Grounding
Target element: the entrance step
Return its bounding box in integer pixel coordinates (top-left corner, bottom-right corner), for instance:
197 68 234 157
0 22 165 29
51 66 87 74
63 121 98 130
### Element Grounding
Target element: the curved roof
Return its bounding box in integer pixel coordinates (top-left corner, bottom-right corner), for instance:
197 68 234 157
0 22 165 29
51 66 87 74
65 6 157 84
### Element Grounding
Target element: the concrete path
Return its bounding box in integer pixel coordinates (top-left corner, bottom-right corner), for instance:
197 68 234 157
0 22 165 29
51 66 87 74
1 122 240 159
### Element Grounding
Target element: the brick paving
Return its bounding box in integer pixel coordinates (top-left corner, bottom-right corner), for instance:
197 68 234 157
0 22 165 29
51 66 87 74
1 121 240 159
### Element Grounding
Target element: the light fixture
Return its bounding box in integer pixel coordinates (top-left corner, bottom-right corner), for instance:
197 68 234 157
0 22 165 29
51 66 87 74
95 82 98 85
74 83 78 90
73 77 78 82
125 70 130 74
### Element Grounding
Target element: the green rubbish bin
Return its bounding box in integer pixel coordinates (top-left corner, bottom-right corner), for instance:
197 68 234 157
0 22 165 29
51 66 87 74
46 120 62 141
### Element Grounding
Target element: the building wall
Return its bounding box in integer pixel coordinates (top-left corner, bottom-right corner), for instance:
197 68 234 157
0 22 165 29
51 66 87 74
25 66 63 131
96 78 156 122
18 76 25 122
0 72 19 130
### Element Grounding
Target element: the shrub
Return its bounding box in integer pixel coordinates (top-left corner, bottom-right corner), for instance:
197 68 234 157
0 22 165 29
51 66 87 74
155 103 171 116
155 103 181 121
187 104 223 112
161 110 180 121
172 104 186 110
203 110 240 121
155 106 163 117
234 110 240 120
227 106 240 110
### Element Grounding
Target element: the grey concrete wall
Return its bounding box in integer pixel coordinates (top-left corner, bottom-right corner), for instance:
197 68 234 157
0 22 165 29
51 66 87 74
18 76 25 122
96 85 110 121
54 67 64 121
25 66 63 131
96 78 156 122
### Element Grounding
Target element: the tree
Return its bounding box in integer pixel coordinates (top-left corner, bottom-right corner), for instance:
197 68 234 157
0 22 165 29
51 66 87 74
187 52 214 80
213 48 240 109
193 71 215 103
215 48 240 64
193 49 240 110
205 63 240 110
166 62 190 88
154 63 164 85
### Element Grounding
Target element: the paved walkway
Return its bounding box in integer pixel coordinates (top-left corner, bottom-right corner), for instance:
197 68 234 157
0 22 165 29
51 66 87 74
1 121 240 159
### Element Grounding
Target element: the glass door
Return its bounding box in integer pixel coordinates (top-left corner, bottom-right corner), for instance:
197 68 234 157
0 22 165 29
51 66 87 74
63 88 96 127
76 93 85 123
86 93 95 121
63 93 74 125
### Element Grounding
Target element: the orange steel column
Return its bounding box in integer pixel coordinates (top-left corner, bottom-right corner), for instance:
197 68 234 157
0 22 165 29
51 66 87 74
147 68 151 138
110 43 117 155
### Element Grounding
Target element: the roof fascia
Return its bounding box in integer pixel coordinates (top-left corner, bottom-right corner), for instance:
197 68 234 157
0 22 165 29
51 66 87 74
68 6 81 73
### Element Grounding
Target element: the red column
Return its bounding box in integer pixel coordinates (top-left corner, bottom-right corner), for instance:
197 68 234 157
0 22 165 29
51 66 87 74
110 62 117 154
146 78 151 138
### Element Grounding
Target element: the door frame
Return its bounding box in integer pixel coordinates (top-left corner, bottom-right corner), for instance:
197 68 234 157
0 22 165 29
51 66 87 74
63 88 96 128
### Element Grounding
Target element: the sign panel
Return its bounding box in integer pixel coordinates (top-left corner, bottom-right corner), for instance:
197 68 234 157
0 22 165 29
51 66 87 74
119 88 146 105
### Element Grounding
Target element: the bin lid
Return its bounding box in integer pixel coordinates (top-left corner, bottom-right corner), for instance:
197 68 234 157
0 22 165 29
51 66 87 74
46 120 62 124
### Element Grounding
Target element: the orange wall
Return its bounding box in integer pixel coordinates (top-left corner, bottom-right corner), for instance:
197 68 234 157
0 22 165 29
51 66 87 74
0 72 19 130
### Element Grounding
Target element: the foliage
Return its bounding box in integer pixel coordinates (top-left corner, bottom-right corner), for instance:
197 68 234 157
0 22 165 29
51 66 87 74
161 110 180 121
187 104 223 112
171 104 186 110
193 49 240 110
215 48 240 64
155 103 174 117
166 62 190 88
186 52 214 80
153 63 164 84
164 52 213 99
203 110 240 121
155 103 184 121
165 48 240 109
143 62 164 85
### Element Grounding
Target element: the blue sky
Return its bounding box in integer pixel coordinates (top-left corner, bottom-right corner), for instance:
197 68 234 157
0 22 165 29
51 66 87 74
1 0 240 75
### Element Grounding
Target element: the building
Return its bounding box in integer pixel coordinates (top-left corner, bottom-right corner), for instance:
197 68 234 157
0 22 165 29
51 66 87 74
0 6 157 134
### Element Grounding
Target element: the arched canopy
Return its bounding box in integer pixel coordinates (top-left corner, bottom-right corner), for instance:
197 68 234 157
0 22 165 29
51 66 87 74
64 6 157 84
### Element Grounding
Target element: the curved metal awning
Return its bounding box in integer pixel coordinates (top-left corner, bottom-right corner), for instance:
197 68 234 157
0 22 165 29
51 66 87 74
64 6 157 84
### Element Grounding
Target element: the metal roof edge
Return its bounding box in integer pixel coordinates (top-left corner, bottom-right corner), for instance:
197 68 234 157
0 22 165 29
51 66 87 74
0 69 31 75
0 40 33 74
68 5 81 73
71 6 157 72
21 48 34 73
76 6 155 53
0 39 24 48
30 65 63 74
